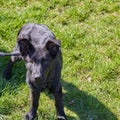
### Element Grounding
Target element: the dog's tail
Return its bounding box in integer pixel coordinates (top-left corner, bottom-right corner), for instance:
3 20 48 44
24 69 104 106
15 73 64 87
0 51 21 57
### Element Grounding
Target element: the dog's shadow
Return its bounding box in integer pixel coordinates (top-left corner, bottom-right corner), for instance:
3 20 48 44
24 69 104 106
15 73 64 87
0 49 117 120
62 80 117 120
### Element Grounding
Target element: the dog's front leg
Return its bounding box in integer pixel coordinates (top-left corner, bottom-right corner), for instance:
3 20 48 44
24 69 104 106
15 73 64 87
25 86 40 120
53 86 67 120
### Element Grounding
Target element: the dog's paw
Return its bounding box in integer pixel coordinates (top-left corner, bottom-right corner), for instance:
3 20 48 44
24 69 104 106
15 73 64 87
25 113 37 120
57 116 67 120
25 113 33 120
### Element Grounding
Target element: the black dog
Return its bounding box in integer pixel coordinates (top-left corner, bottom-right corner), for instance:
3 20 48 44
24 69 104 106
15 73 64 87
3 23 67 120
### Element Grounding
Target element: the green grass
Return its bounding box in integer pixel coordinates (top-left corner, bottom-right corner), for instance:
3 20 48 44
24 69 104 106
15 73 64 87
0 0 120 120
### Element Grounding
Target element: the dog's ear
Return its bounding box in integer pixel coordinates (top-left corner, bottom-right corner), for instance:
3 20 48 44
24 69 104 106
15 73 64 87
17 38 35 57
46 39 60 58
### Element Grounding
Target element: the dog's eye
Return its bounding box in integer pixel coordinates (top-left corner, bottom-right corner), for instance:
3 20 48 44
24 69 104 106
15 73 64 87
31 57 37 62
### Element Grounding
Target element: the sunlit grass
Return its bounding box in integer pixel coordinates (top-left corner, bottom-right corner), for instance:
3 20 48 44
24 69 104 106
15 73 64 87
0 0 120 120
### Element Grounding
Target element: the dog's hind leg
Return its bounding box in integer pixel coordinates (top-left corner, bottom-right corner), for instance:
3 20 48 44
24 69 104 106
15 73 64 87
3 44 22 80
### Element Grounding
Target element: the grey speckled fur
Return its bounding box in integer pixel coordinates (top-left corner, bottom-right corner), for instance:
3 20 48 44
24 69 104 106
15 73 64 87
3 23 67 120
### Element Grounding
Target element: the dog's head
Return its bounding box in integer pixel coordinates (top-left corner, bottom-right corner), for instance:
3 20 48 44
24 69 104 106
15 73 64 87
17 38 60 83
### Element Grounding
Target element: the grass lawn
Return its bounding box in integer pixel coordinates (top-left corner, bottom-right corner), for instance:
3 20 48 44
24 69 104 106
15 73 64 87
0 0 120 120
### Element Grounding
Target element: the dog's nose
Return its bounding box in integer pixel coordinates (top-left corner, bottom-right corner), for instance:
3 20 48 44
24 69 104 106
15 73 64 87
34 75 41 80
33 70 43 81
34 71 41 80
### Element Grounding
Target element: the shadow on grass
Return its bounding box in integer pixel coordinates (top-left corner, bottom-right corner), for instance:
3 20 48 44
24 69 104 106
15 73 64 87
0 48 26 115
0 49 117 120
62 80 117 120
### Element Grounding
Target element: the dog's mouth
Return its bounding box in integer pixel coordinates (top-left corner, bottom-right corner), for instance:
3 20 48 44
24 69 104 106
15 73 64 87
35 78 44 85
34 75 46 84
